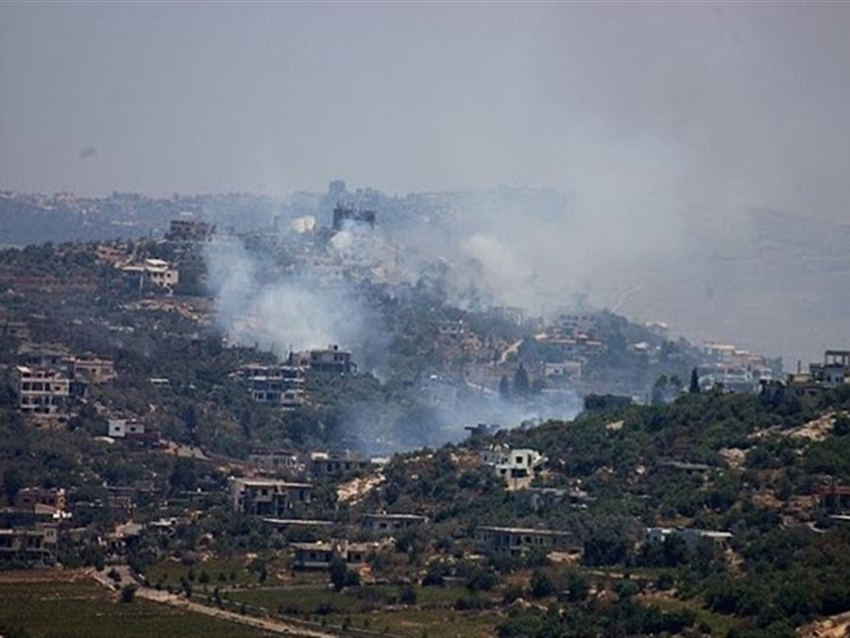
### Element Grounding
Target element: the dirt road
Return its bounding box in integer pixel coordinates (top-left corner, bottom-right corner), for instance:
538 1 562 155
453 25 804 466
90 566 337 637
136 587 339 637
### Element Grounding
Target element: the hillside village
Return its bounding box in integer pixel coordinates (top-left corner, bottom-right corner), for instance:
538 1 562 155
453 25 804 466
0 194 848 638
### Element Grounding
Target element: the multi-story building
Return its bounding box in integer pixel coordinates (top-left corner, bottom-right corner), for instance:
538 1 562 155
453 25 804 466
121 259 179 292
14 487 66 513
291 345 356 374
18 345 71 369
0 524 58 566
235 364 306 409
229 478 313 516
481 446 547 480
13 366 70 417
703 342 737 364
809 350 850 387
166 218 216 242
309 451 374 479
291 540 375 570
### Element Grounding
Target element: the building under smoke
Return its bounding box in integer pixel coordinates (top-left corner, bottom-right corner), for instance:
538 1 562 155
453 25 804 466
332 204 376 232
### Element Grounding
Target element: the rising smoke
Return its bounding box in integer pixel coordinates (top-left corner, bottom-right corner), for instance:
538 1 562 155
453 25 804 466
204 235 391 375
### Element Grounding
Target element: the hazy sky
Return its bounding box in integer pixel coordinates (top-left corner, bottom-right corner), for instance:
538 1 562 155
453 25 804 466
2 2 850 222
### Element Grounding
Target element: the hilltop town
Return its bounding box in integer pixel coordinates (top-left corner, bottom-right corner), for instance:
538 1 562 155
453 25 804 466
0 186 848 638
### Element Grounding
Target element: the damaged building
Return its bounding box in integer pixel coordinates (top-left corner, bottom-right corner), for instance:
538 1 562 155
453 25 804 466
13 366 71 419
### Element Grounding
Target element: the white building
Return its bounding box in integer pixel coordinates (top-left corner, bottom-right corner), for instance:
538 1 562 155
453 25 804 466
643 526 733 548
121 259 179 291
482 446 547 479
108 419 145 438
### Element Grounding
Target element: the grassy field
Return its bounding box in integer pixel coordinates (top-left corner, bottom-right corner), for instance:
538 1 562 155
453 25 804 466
225 584 498 638
641 593 740 636
0 577 272 637
226 583 481 613
334 609 498 638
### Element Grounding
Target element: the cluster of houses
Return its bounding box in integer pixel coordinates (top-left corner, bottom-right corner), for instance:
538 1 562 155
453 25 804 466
696 342 776 394
244 449 383 482
787 350 850 390
9 343 116 422
234 345 356 409
228 467 730 571
532 315 605 385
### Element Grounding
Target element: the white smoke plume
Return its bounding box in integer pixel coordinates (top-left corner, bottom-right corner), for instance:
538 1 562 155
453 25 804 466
204 237 390 374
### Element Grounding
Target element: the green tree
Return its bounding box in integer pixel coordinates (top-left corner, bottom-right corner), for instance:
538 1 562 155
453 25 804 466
120 584 137 603
329 556 348 592
530 570 554 599
169 458 197 492
499 375 511 400
2 468 23 505
689 368 700 394
514 364 530 397
833 414 850 437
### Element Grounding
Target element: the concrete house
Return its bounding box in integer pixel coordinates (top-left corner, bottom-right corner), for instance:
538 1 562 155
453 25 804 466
121 259 179 292
482 447 547 480
361 513 429 534
230 478 313 516
642 527 733 548
309 452 375 479
291 540 375 570
235 364 306 409
0 524 58 566
14 366 70 417
248 449 305 477
809 350 850 387
14 487 66 513
108 419 160 445
475 526 576 556
71 355 116 384
291 345 356 374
